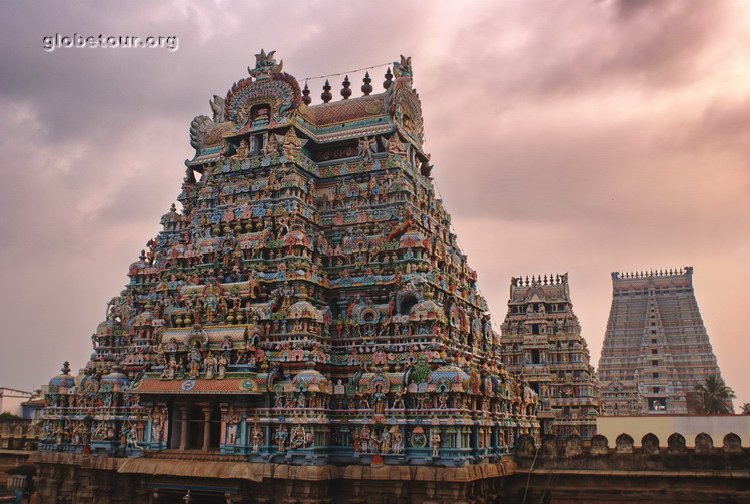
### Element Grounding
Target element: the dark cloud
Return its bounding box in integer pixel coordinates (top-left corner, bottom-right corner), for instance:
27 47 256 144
0 0 747 407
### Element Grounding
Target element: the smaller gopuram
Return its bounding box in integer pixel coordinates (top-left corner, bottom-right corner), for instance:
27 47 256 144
499 274 599 439
598 267 729 415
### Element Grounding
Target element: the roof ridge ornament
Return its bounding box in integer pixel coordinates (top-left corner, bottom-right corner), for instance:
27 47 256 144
393 55 413 79
249 48 283 81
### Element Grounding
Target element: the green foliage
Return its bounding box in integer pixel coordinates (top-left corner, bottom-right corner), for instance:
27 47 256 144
741 402 750 415
0 412 22 421
694 375 736 415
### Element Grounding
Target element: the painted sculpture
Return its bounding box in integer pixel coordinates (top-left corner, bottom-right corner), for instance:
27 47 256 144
39 51 539 466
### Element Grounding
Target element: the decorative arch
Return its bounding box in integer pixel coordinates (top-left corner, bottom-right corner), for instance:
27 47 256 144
399 293 419 316
641 433 659 454
590 434 609 455
695 432 714 453
615 433 634 453
667 433 686 454
723 432 742 453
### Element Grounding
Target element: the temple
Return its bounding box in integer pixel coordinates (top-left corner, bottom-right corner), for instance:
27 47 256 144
597 267 728 415
499 274 599 439
33 51 538 503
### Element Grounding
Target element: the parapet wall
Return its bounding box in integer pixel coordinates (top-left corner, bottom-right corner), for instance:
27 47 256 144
597 415 750 447
514 430 749 472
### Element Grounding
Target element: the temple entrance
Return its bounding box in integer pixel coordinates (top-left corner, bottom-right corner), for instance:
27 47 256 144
169 402 222 451
186 404 221 450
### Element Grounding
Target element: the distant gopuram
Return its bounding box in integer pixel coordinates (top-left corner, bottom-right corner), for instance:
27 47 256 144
33 51 538 503
597 267 728 415
499 274 599 439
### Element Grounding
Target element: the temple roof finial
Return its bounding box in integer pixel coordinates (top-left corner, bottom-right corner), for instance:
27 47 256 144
321 80 332 103
340 75 352 100
361 72 372 96
248 48 283 80
302 80 312 105
383 67 393 90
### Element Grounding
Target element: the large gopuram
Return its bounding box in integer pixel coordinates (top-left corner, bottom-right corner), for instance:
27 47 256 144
33 51 538 503
499 274 598 439
598 267 728 415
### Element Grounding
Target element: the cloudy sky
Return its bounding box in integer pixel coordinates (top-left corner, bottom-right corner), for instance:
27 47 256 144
0 0 748 406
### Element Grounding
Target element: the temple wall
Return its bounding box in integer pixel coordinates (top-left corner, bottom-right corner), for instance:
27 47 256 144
512 432 750 503
28 452 518 504
597 415 750 447
0 450 31 487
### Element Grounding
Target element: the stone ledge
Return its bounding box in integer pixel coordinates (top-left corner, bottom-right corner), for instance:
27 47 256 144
29 452 517 483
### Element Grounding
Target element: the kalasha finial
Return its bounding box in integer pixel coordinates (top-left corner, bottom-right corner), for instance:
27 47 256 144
361 71 373 96
61 361 71 375
321 80 332 103
302 80 312 105
383 67 393 89
340 75 352 99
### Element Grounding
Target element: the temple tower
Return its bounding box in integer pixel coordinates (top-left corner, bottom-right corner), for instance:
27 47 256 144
36 51 539 498
597 267 728 415
499 274 599 439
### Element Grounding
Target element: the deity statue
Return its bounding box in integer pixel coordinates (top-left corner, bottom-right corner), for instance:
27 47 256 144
251 423 263 452
386 133 408 156
372 385 387 415
281 128 302 158
391 427 404 454
217 353 228 379
204 351 217 379
290 425 306 449
358 136 376 162
360 425 371 454
380 428 391 454
151 405 166 444
430 428 441 458
232 138 250 160
263 132 279 156
224 407 240 445
274 424 288 453
188 343 202 378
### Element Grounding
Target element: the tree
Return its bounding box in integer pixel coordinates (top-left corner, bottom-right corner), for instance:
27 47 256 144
741 403 750 415
695 375 735 415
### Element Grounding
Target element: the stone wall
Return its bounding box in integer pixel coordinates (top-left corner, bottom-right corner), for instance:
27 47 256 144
29 452 517 504
510 433 750 503
597 414 750 447
0 420 39 451
0 450 31 487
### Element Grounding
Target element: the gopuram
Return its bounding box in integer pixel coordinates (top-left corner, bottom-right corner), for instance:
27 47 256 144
598 267 728 415
31 51 539 503
498 275 598 439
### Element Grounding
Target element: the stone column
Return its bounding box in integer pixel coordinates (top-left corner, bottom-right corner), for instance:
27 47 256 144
202 405 213 451
179 405 189 450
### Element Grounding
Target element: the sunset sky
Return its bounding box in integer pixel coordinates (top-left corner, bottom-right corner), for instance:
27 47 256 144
0 0 748 406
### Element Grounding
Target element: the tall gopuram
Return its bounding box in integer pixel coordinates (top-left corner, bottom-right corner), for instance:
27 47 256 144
499 274 598 439
32 51 538 504
597 267 728 415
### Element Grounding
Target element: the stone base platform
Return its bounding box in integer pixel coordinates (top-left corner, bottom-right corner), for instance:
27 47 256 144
28 452 517 504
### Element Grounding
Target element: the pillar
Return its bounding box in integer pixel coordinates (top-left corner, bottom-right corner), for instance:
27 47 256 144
179 406 189 450
202 405 212 451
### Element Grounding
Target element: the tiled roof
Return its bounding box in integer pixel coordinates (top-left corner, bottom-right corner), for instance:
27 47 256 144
131 377 261 395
